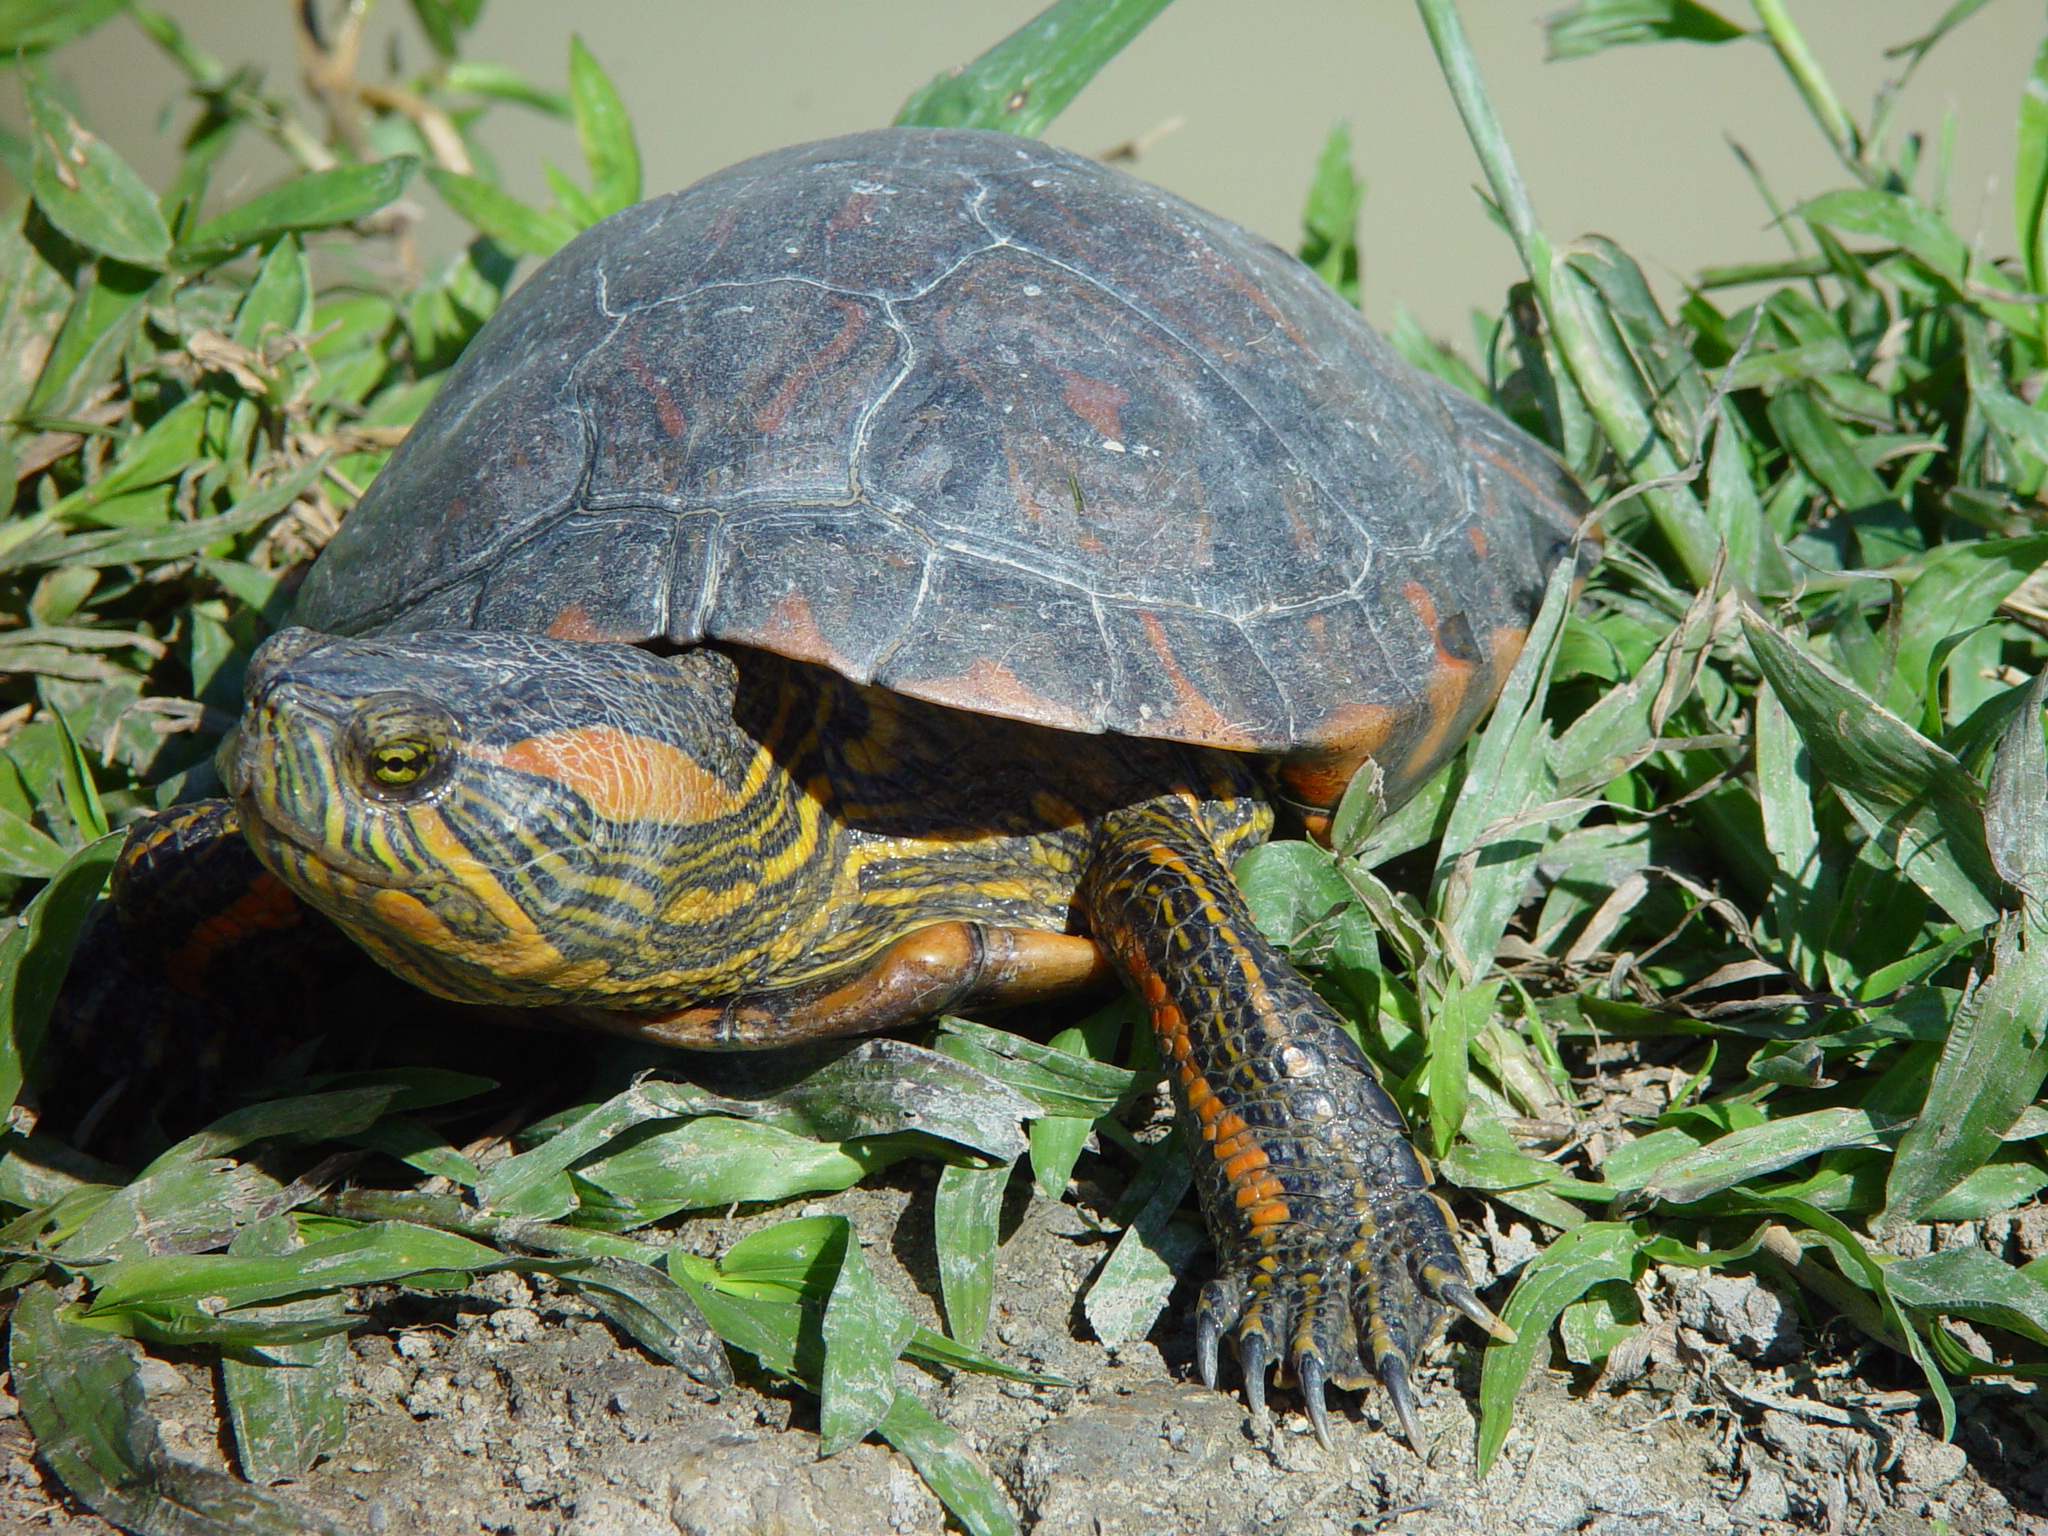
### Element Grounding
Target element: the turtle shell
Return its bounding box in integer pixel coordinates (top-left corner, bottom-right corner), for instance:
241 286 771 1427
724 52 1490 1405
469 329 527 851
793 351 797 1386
295 127 1586 812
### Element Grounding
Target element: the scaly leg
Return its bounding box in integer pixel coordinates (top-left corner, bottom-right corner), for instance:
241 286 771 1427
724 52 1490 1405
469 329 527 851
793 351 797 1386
1079 797 1510 1447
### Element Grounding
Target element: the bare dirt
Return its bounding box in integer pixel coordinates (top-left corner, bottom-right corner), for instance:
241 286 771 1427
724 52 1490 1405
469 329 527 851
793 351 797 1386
3 1157 2043 1536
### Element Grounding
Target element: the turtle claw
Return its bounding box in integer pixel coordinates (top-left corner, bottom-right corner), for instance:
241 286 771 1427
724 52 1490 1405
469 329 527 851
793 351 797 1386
1195 1276 1239 1390
1380 1351 1423 1451
1238 1332 1273 1429
1296 1351 1332 1450
1434 1272 1516 1343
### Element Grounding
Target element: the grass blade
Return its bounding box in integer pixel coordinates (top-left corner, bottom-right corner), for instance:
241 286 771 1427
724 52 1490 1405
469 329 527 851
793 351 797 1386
23 63 171 268
179 159 418 264
218 1217 348 1486
1083 1165 1200 1347
2019 21 2048 307
1880 918 2048 1232
894 0 1175 138
1476 1222 1639 1475
0 831 120 1110
877 1391 1020 1536
820 1223 917 1455
1544 0 1746 61
568 36 640 217
1299 119 1364 307
1743 612 2001 930
935 1159 1011 1349
12 1281 345 1535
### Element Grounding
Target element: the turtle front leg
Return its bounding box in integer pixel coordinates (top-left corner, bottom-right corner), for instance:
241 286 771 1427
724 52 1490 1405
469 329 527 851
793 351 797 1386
1079 797 1511 1447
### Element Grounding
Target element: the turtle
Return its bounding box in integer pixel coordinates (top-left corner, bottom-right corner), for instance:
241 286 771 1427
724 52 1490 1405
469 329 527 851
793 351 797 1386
92 126 1588 1447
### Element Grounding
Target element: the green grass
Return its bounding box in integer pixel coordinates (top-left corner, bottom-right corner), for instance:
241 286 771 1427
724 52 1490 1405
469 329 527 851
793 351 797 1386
3 1 2048 1532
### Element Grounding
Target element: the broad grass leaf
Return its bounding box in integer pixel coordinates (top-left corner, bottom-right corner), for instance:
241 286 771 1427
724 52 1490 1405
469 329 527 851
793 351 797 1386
0 830 118 1110
1889 536 2048 720
44 394 210 523
935 1160 1012 1349
23 256 156 423
894 0 1174 138
569 36 640 216
11 1282 346 1536
1740 1195 1955 1436
233 233 312 353
559 1255 731 1385
477 1080 704 1216
667 1251 808 1378
11 459 323 574
877 1392 1021 1536
1543 253 1720 583
1765 389 1920 565
1886 1246 2048 1349
2020 21 2048 298
426 168 577 257
0 800 64 878
85 1220 512 1318
1638 1108 1899 1204
59 1155 277 1263
1549 574 1721 796
1025 1001 1132 1198
1425 978 1499 1160
1544 0 1745 60
144 1086 404 1172
1919 1154 2048 1221
1880 913 2048 1231
1597 1126 1704 1190
1476 1222 1640 1476
345 1117 483 1186
1963 310 2048 470
1797 189 1969 284
23 65 170 268
1299 119 1363 307
1704 415 1793 595
677 1037 1036 1159
1431 553 1576 980
442 59 571 116
1743 613 2000 930
1565 237 1708 454
218 1216 348 1486
1987 668 2048 902
0 0 124 53
820 1223 918 1455
46 708 105 841
180 158 419 263
1559 1277 1641 1366
932 1019 1132 1121
571 1116 891 1216
1084 1133 1197 1346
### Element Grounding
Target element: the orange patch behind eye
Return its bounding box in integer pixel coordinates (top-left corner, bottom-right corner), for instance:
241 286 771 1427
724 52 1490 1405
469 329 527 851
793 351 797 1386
485 726 732 825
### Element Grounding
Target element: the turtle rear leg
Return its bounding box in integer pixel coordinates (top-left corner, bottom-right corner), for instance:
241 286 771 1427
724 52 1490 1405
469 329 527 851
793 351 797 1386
1078 796 1510 1447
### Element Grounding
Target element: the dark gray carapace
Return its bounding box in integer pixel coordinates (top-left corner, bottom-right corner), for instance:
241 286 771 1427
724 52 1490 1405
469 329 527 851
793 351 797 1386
296 127 1586 816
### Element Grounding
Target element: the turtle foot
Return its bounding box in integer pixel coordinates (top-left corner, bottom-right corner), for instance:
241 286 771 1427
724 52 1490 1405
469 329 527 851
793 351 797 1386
1193 1186 1510 1450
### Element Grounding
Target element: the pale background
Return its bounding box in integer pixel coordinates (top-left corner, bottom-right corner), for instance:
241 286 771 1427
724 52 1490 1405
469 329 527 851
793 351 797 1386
8 2 2043 340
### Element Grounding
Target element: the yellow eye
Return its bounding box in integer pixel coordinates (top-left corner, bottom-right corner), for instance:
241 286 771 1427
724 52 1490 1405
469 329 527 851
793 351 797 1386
370 738 436 786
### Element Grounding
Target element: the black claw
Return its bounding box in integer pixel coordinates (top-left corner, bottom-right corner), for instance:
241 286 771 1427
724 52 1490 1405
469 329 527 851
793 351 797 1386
1196 1309 1221 1390
1238 1333 1272 1427
1381 1353 1422 1451
1437 1276 1516 1342
1296 1352 1332 1450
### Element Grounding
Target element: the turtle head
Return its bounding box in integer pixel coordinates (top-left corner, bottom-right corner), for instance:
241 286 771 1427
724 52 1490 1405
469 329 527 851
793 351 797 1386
223 627 769 1009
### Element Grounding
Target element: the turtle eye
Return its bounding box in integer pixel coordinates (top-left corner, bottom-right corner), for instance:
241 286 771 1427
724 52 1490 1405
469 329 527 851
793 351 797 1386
347 695 456 802
370 738 436 787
